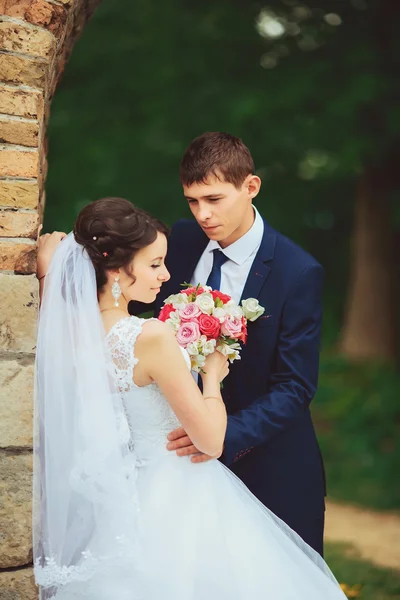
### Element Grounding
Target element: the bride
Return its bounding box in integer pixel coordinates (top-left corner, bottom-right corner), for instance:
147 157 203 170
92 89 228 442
34 197 346 599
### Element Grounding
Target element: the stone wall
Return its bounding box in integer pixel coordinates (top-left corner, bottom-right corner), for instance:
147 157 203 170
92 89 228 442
0 2 101 597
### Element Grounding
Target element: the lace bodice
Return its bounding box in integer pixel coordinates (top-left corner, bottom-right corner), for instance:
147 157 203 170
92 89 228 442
106 316 189 461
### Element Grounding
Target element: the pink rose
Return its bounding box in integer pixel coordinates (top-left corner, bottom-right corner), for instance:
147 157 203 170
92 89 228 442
198 313 221 340
176 322 201 347
179 302 201 322
221 316 243 339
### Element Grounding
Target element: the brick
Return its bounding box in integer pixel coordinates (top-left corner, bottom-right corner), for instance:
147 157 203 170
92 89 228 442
26 0 68 37
0 51 47 88
0 358 34 447
0 84 44 119
0 179 39 209
0 239 36 273
0 273 38 352
0 146 38 177
0 567 36 600
0 209 39 237
0 0 69 38
0 115 39 147
0 452 32 568
0 19 56 61
0 0 32 16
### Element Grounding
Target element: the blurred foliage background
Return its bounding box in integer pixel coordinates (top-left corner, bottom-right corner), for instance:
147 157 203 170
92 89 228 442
45 0 400 512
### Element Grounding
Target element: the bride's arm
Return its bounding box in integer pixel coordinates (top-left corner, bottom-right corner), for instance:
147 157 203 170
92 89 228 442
137 320 228 458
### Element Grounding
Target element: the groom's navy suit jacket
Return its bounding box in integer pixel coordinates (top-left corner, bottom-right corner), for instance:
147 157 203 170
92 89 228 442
135 216 326 552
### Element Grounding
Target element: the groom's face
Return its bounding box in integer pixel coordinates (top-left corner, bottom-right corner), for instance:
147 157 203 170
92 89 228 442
183 172 260 248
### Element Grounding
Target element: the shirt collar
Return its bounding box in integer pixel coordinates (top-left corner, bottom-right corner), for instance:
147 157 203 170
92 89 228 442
206 205 264 266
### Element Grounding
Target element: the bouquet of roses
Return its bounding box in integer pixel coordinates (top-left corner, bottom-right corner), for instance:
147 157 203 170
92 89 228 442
158 284 265 372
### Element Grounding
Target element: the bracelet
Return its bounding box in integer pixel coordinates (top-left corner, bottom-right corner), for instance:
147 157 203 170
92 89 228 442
203 396 222 401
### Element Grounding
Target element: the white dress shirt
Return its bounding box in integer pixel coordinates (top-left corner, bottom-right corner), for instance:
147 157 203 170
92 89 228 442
191 206 264 303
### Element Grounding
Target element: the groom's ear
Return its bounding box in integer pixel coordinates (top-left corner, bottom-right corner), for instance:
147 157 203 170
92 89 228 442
246 175 261 200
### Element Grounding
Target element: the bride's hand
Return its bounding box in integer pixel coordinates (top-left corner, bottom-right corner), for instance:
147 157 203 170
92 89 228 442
37 230 67 278
201 350 229 383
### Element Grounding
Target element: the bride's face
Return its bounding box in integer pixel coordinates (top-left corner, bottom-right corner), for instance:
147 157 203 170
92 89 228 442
121 232 170 304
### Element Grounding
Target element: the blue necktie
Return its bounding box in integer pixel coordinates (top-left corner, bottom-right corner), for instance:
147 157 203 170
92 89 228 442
206 248 229 291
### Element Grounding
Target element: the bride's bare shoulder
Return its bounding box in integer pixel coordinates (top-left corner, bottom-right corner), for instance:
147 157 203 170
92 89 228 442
141 318 174 343
134 320 177 373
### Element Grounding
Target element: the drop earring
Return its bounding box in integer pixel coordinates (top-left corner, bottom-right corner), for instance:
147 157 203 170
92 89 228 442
112 276 121 307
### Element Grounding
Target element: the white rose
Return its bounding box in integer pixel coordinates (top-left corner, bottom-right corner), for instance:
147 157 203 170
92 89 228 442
212 307 227 323
224 300 243 319
164 294 178 304
195 292 215 314
164 294 189 309
241 298 265 322
173 294 189 309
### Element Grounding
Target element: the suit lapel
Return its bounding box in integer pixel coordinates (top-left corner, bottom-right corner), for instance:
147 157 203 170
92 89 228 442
240 220 276 302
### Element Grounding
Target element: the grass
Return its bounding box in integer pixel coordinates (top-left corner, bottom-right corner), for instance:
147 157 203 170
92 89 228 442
325 542 400 599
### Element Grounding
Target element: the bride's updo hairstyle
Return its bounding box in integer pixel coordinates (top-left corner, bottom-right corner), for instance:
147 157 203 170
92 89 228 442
74 197 168 290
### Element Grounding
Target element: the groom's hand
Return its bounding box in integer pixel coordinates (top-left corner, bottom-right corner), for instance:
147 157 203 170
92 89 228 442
166 427 216 463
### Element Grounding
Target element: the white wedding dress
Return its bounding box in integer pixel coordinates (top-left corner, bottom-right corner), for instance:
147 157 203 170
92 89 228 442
51 315 346 599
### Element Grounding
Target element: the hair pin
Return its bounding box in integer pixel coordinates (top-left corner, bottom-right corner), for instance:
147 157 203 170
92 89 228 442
92 236 97 241
102 251 108 257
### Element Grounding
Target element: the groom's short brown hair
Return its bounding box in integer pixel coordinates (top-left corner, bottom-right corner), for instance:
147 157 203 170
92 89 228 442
179 132 255 190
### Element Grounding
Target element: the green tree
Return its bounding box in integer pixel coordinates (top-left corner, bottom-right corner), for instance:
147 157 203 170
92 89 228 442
247 0 400 361
46 0 399 359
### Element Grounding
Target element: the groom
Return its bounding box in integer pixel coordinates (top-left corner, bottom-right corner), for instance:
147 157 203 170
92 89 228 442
150 132 326 556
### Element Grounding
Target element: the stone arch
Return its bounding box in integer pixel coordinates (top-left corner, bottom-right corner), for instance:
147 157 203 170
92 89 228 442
0 2 101 597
